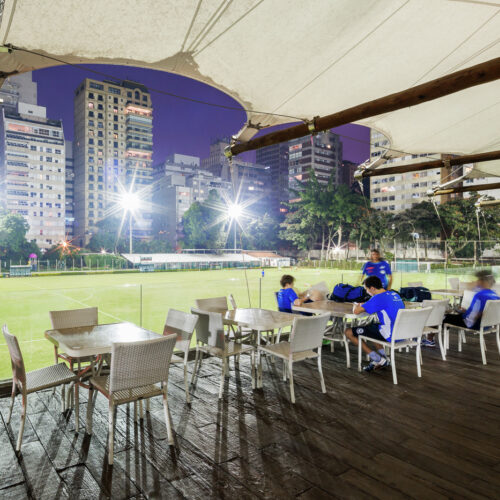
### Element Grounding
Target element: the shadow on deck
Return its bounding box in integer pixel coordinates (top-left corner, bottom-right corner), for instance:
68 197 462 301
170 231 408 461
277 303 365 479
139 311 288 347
1 333 499 499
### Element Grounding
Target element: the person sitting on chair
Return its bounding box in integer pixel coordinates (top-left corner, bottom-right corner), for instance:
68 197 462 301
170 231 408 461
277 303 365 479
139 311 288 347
442 269 499 331
345 276 405 372
276 274 315 313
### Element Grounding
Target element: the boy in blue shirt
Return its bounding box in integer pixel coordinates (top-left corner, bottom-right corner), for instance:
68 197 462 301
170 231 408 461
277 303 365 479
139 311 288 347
441 269 499 332
277 275 309 313
345 276 405 371
361 249 392 289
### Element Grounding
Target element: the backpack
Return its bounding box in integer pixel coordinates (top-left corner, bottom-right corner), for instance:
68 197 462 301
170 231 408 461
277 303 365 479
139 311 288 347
398 286 432 302
329 283 370 303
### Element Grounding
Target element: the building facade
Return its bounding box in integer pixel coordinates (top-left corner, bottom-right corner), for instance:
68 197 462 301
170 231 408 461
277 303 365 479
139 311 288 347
65 140 75 239
153 156 231 246
255 142 289 216
288 131 343 193
0 103 66 249
73 78 153 246
0 72 38 113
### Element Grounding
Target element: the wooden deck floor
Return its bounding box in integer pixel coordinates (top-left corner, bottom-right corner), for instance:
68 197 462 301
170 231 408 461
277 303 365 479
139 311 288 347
1 333 499 499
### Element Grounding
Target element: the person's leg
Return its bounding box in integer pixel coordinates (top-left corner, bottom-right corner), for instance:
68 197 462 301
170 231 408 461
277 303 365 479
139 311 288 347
443 313 467 328
345 327 372 355
348 325 387 365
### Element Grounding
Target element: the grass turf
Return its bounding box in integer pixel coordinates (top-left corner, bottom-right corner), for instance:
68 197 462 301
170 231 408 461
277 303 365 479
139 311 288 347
0 267 465 380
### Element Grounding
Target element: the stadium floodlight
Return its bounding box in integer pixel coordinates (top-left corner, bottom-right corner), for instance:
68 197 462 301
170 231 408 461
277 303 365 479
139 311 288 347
100 248 107 255
119 191 142 254
227 202 243 249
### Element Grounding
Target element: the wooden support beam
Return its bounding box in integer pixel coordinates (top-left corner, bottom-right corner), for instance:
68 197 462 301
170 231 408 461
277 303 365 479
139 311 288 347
229 57 500 156
432 181 500 196
361 149 500 178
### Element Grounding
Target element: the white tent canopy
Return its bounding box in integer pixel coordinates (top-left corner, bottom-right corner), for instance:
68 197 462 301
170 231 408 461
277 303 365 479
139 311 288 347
0 0 499 176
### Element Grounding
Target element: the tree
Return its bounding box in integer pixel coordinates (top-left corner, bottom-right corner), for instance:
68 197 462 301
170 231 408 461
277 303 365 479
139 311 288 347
87 217 128 253
0 210 40 263
182 190 226 249
242 213 281 250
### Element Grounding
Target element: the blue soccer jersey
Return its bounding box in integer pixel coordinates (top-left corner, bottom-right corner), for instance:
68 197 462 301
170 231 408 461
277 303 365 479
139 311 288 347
362 260 392 288
277 288 298 312
463 288 499 329
363 290 405 341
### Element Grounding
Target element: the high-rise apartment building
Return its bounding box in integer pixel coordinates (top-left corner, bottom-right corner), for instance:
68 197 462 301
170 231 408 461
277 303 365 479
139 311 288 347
201 138 272 213
255 142 289 216
73 78 153 246
0 102 66 249
65 140 75 239
288 131 343 194
369 129 463 211
153 155 231 246
0 72 38 113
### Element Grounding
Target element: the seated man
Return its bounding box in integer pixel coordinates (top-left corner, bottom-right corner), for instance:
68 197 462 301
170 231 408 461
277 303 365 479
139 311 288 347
442 269 499 331
345 276 405 372
277 274 311 313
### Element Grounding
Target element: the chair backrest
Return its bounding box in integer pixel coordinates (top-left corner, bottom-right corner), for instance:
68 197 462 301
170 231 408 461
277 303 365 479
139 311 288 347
448 277 459 290
461 290 475 310
480 300 500 329
391 307 433 342
228 294 237 309
289 314 330 353
408 281 424 287
459 281 475 292
274 291 280 309
421 300 448 326
164 309 198 352
190 307 225 348
109 334 176 393
195 297 228 311
493 284 500 295
2 325 26 388
49 307 98 329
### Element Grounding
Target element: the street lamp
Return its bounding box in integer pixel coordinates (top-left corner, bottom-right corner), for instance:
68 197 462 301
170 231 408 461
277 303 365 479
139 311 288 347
119 192 141 254
227 202 242 250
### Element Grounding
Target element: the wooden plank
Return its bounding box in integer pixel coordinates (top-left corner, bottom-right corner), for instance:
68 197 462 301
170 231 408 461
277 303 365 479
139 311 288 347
59 465 107 499
0 415 25 490
0 483 29 499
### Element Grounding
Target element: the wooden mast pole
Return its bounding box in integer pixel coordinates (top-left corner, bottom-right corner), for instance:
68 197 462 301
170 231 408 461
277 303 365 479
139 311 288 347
228 57 500 157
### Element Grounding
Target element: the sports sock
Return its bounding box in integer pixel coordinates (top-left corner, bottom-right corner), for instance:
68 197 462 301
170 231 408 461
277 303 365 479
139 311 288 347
369 351 381 363
378 349 386 357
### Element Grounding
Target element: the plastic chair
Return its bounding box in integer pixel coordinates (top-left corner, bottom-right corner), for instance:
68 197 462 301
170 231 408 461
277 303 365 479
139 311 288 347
357 307 432 384
257 313 330 403
86 334 177 464
421 300 448 360
444 300 500 365
190 307 255 399
164 309 199 403
2 325 79 452
195 297 228 312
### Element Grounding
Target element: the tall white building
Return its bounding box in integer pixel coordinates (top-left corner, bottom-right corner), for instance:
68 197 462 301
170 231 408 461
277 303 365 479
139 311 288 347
0 72 38 113
0 103 66 249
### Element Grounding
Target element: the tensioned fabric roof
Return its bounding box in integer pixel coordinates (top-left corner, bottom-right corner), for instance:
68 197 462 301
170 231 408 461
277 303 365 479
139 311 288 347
0 0 499 176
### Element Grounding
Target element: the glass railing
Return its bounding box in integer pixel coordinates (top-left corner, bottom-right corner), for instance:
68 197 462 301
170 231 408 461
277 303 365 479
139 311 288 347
0 266 489 381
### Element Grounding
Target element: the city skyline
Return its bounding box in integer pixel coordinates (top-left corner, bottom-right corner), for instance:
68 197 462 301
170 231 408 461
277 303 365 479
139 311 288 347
33 64 370 165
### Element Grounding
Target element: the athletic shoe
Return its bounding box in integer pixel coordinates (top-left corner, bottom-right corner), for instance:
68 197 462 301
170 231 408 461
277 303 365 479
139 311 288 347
363 357 388 372
421 339 435 348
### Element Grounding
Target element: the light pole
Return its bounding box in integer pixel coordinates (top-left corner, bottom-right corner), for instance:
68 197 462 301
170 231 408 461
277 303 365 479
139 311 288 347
119 191 141 254
227 202 242 250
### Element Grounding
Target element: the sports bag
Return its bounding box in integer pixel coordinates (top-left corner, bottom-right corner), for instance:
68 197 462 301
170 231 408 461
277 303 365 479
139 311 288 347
398 286 432 302
329 283 370 303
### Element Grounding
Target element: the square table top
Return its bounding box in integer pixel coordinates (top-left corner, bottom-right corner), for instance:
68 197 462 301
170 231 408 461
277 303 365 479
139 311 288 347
195 306 296 331
292 300 360 319
45 322 162 358
430 289 464 297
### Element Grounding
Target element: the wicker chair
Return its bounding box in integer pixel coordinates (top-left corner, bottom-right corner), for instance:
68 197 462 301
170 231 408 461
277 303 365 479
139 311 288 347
257 313 330 403
2 324 79 452
421 299 448 360
49 307 98 407
195 297 228 311
86 334 177 465
190 307 255 399
164 309 199 403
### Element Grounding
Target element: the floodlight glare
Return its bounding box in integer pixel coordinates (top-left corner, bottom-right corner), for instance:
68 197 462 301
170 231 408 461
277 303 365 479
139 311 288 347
228 202 243 220
120 191 141 212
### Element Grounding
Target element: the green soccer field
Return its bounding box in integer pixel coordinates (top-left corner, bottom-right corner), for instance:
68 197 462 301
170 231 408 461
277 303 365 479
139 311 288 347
0 267 465 380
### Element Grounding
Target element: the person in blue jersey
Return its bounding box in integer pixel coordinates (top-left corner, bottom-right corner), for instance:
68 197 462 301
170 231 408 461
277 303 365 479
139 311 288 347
276 274 311 313
345 276 405 372
361 249 393 290
440 269 499 332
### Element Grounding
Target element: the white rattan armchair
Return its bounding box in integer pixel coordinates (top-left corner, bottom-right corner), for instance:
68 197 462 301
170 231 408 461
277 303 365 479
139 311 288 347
164 309 199 403
257 313 330 403
86 334 177 465
190 307 255 399
357 307 432 384
2 324 79 452
421 299 448 360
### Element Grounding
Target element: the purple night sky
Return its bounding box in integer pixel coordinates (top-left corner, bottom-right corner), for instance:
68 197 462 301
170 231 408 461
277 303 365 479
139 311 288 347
33 64 370 164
